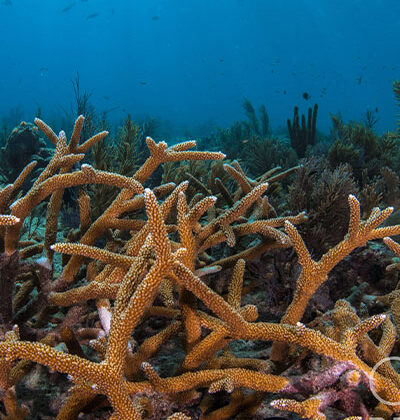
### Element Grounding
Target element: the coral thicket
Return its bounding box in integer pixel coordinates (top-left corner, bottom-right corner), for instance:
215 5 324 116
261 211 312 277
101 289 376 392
1 104 400 420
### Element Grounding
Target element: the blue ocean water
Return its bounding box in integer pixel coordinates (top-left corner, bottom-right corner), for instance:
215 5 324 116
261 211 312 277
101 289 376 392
0 0 399 135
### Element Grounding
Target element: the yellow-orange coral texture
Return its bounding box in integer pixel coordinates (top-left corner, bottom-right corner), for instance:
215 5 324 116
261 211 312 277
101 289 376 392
1 115 400 420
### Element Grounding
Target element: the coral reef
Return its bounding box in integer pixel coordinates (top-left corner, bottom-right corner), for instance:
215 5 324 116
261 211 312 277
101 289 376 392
287 104 318 158
328 115 400 181
288 159 358 256
0 114 400 420
0 122 52 187
89 114 145 220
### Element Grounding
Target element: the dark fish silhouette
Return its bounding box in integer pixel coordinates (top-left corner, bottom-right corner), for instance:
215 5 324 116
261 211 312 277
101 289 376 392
302 92 310 100
62 2 76 12
139 81 147 85
151 15 160 20
86 13 99 19
1 0 12 5
356 76 363 85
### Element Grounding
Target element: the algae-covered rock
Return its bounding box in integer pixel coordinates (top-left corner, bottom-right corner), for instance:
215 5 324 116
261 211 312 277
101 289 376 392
0 121 52 187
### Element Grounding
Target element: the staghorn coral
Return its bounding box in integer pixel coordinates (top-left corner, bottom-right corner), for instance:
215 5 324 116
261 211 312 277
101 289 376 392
1 116 400 420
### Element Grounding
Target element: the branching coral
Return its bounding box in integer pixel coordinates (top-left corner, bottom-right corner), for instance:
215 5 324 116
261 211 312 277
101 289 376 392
0 116 400 420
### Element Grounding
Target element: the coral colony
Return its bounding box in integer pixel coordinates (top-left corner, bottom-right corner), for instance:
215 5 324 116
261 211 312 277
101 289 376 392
1 83 400 420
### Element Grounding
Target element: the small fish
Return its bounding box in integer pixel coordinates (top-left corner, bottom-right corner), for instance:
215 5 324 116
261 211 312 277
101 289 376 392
219 58 224 62
302 92 310 100
376 107 379 113
86 13 99 19
139 81 147 85
151 15 160 20
103 96 109 100
1 0 12 5
242 139 249 144
62 2 76 12
356 76 363 85
40 67 49 72
283 90 287 95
